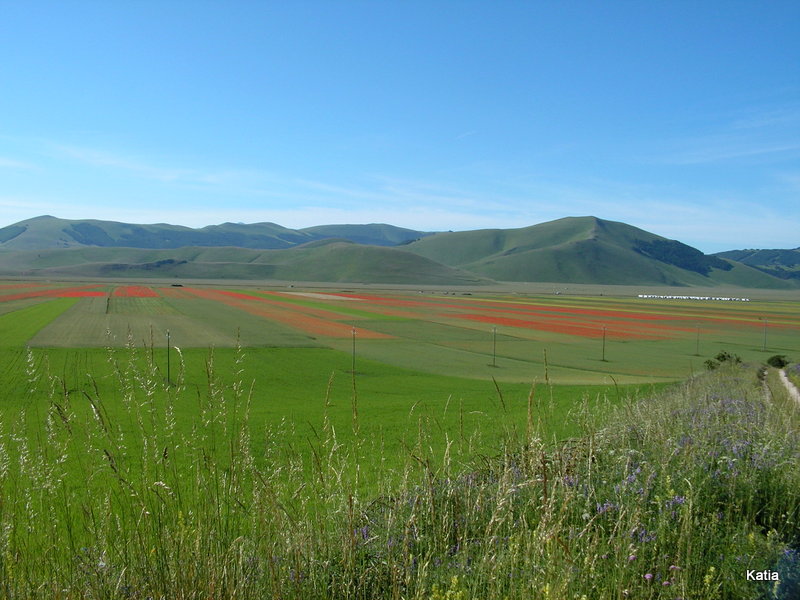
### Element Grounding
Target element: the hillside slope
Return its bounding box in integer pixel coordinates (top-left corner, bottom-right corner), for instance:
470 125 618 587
299 224 432 246
406 216 796 287
0 216 430 250
0 241 487 285
0 215 796 288
714 248 800 281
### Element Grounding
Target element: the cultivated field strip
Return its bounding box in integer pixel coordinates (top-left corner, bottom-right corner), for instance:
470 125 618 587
0 283 107 302
180 287 393 339
108 296 181 316
0 298 79 346
29 295 237 348
1 281 798 382
0 296 52 317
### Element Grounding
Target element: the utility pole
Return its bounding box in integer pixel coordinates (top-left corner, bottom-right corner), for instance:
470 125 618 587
762 317 768 352
351 326 357 373
492 326 497 367
601 325 607 362
166 329 171 385
695 323 700 356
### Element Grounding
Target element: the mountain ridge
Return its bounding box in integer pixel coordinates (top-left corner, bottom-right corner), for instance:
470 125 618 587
0 215 432 251
713 248 800 281
0 215 796 288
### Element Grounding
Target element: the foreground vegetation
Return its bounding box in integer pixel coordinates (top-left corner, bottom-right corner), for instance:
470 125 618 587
0 343 797 598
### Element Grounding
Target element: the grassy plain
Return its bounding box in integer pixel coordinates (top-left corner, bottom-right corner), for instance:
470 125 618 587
3 279 799 390
0 340 797 598
0 297 79 346
0 280 798 597
2 279 797 485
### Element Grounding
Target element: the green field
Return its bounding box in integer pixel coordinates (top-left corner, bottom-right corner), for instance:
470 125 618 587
1 280 797 484
0 281 798 598
0 297 79 346
6 282 797 385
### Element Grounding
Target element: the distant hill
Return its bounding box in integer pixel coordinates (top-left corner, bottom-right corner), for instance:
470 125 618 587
299 224 432 246
0 216 431 250
714 248 800 281
404 216 796 288
0 215 796 288
0 240 486 285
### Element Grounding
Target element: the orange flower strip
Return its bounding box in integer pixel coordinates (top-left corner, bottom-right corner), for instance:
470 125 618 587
453 313 667 340
113 286 159 297
180 288 392 339
0 285 106 302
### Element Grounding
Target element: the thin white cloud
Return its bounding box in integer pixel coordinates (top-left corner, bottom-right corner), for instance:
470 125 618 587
3 188 795 253
775 171 800 196
51 144 183 180
0 196 73 227
294 176 502 213
666 139 800 165
48 142 272 189
0 157 36 170
657 103 800 165
730 105 800 130
457 175 799 252
3 137 797 252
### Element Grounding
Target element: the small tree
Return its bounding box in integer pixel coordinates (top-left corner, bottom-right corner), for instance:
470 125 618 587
715 351 741 364
766 354 789 369
705 351 743 370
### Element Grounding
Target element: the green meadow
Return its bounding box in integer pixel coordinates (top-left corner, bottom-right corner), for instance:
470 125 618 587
0 282 798 598
1 344 653 484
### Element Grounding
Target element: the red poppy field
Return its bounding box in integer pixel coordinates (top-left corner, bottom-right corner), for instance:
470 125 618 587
113 285 160 297
2 281 799 383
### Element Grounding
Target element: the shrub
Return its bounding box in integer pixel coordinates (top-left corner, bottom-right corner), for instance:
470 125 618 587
767 355 790 369
715 351 742 364
705 351 742 370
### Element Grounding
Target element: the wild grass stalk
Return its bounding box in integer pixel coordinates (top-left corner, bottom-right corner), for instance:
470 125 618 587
0 346 797 598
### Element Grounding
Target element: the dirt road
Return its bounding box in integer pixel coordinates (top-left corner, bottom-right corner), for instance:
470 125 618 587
778 369 800 406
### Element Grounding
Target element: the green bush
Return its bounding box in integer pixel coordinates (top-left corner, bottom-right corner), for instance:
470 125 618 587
767 354 790 368
705 351 743 370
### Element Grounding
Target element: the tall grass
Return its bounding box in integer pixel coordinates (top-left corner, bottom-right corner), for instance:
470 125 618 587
786 363 800 392
0 343 798 598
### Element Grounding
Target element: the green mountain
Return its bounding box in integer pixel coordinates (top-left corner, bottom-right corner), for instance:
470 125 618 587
299 224 432 246
405 216 796 288
0 216 431 250
0 215 796 288
714 248 800 281
0 241 486 285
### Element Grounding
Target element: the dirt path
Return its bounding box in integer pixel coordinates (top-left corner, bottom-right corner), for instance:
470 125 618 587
778 369 800 406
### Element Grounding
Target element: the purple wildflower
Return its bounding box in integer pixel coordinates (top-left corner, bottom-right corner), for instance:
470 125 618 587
596 501 617 514
632 526 656 543
665 495 686 509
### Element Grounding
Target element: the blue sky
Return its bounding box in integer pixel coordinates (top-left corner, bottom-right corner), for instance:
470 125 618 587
1 1 798 252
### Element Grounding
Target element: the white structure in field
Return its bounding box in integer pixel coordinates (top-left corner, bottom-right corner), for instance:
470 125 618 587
637 294 750 302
